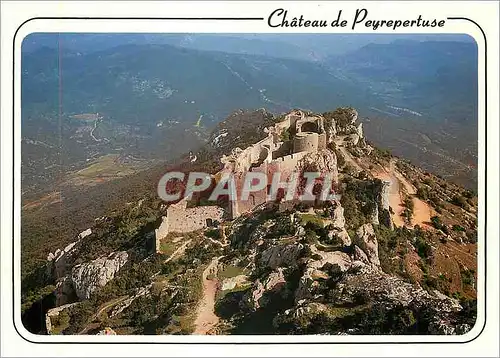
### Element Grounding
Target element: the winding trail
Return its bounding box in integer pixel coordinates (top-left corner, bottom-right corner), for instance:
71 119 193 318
193 256 221 335
335 139 363 172
373 159 433 228
164 239 192 264
78 296 128 334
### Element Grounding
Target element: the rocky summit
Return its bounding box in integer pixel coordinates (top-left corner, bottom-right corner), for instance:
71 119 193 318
22 108 477 336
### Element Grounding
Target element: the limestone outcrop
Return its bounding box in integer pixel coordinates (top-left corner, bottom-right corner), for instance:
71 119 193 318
327 228 351 247
241 268 286 311
335 264 462 315
45 302 79 334
295 246 352 302
352 245 370 265
70 251 129 300
46 228 93 282
221 275 248 291
298 150 338 183
353 224 380 267
259 243 303 269
330 204 345 229
97 327 117 335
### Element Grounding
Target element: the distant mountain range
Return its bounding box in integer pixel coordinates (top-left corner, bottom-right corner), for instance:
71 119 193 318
328 40 478 123
22 33 475 60
21 35 478 192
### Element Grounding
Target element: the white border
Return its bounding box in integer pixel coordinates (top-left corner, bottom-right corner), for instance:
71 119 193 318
1 1 499 357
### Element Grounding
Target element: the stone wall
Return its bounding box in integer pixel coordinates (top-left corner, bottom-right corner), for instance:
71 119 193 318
45 302 80 334
218 110 337 219
166 199 225 234
379 180 391 210
154 216 169 253
318 132 327 150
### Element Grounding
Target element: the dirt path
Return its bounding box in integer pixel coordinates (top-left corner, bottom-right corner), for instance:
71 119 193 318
373 159 433 228
337 145 363 172
164 239 192 263
78 296 128 334
372 163 406 227
391 161 434 228
193 256 221 335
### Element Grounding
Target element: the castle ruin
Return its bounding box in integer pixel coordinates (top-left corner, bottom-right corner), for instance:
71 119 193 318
154 108 362 247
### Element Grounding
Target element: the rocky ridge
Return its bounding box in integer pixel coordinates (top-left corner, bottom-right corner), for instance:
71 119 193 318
29 107 477 336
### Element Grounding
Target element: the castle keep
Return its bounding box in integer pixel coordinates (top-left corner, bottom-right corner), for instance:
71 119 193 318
220 110 330 218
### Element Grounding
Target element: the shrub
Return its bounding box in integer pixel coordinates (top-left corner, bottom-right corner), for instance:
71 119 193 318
463 190 475 199
280 128 291 142
452 224 465 232
415 237 432 259
451 195 467 208
461 269 475 287
416 186 429 200
403 197 414 223
205 228 221 240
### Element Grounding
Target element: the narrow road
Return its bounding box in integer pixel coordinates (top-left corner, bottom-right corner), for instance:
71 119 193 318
390 160 434 228
373 159 433 228
90 116 102 142
193 256 222 335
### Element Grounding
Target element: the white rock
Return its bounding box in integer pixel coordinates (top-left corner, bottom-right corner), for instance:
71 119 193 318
78 228 92 239
71 251 129 300
353 224 380 266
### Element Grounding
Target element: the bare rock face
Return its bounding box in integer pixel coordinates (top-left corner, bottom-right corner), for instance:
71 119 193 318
356 123 363 139
221 275 248 291
331 204 345 229
45 302 79 334
347 133 360 146
370 202 380 225
336 265 462 315
298 150 338 184
283 261 469 335
352 245 370 265
349 108 359 125
241 268 286 311
282 301 328 323
242 281 265 311
46 228 92 280
321 264 468 334
47 241 79 280
379 180 391 211
294 268 320 302
308 246 352 272
324 117 337 143
264 268 286 291
295 246 352 302
70 251 129 300
78 228 92 239
96 327 117 335
327 228 351 247
353 224 380 266
259 244 303 269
